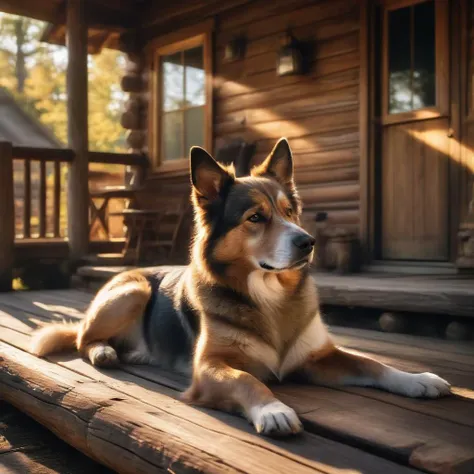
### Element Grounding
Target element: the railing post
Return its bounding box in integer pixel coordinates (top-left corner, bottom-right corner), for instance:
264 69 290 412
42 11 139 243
0 141 14 291
66 0 89 265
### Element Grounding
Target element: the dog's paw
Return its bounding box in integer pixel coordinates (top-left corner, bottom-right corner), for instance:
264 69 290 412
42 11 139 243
89 345 119 368
383 369 451 398
249 401 303 436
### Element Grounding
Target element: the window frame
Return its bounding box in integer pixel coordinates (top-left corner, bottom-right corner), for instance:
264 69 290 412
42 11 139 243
381 0 449 125
149 22 213 174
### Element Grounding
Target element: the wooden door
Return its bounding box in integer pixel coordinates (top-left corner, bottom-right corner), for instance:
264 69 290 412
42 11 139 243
379 0 450 261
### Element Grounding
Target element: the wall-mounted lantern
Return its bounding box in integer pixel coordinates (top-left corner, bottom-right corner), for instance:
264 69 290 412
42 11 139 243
276 30 303 77
224 36 246 62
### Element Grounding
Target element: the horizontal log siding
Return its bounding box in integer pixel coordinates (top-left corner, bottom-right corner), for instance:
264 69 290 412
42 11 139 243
143 0 361 255
214 0 360 234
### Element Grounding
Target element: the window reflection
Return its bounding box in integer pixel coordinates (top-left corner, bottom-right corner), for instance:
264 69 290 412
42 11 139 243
388 1 436 114
162 53 184 112
185 47 205 107
160 45 206 161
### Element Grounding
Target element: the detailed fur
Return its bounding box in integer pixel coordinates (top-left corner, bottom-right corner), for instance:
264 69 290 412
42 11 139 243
30 138 451 437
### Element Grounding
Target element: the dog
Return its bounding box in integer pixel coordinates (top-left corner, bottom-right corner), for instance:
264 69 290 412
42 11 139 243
30 138 451 436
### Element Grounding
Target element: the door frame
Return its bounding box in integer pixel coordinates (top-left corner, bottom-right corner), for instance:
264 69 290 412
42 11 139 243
360 0 464 264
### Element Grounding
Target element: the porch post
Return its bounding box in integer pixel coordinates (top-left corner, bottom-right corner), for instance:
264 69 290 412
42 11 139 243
0 141 14 291
66 0 89 265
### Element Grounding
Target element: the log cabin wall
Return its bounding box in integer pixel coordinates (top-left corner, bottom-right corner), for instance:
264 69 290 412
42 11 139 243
134 0 362 262
214 0 361 236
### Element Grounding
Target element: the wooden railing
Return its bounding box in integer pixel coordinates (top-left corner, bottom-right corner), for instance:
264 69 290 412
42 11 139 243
0 141 149 290
12 148 147 241
13 146 75 240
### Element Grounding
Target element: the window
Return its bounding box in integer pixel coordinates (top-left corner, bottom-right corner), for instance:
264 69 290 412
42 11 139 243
153 30 211 169
388 1 435 113
161 46 205 160
383 0 447 122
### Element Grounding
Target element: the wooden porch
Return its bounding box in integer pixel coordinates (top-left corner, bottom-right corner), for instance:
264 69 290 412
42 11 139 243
76 264 474 320
1 288 474 474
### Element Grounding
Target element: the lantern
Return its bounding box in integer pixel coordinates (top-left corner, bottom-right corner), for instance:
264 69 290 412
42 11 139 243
277 31 303 77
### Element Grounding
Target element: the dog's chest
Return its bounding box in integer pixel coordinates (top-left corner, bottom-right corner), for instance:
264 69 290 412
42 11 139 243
246 314 330 381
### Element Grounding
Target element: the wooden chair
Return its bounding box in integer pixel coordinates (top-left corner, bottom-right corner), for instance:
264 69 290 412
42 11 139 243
89 185 137 239
112 192 190 265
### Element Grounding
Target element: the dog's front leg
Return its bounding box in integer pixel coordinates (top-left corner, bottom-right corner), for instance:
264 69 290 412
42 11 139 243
300 346 451 398
183 357 303 436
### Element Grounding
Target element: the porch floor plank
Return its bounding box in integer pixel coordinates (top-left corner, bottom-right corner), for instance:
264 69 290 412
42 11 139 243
0 401 113 474
1 289 474 473
314 272 474 317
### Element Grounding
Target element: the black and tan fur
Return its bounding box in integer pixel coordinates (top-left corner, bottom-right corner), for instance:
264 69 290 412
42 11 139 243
31 138 450 436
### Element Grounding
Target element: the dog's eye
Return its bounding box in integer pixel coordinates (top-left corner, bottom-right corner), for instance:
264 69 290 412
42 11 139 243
248 213 265 223
286 208 293 217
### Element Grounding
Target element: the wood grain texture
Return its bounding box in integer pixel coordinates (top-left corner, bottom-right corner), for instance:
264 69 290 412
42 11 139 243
66 0 89 262
381 119 449 260
0 341 419 474
0 401 113 474
141 0 362 237
1 289 474 473
315 272 474 317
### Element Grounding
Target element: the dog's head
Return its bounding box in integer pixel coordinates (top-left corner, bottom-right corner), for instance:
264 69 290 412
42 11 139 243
190 138 315 282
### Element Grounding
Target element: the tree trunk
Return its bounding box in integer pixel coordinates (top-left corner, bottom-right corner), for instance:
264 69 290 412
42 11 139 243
14 18 27 94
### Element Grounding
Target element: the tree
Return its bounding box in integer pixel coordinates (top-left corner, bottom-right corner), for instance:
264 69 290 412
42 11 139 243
88 48 127 152
0 15 44 93
1 12 129 239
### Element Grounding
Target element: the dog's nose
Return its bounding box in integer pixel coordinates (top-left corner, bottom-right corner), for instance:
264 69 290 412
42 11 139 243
292 234 316 254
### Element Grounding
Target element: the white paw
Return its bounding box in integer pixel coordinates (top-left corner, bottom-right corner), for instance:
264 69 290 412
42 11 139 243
90 345 119 368
249 401 303 436
383 369 451 398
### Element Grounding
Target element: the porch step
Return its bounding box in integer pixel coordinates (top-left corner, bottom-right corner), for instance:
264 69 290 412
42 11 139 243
82 253 134 266
73 265 136 291
72 266 474 318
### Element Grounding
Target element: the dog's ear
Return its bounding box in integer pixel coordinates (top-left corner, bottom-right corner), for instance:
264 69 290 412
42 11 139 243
252 138 294 185
190 146 234 201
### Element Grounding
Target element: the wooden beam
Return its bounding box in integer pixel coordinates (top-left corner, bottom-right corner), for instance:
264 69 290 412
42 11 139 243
13 146 75 162
39 160 47 238
23 159 31 239
0 142 14 292
0 0 136 29
66 0 89 264
53 161 61 238
359 0 370 262
88 151 148 167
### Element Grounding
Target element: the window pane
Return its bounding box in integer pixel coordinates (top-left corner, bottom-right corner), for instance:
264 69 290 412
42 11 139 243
162 52 184 111
388 6 412 113
185 107 205 152
184 47 205 107
163 111 183 160
413 1 435 109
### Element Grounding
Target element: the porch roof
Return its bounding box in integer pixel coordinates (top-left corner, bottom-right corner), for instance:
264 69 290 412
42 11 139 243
0 0 147 52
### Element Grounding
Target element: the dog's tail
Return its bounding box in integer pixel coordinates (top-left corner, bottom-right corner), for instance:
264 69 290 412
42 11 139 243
30 322 81 357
